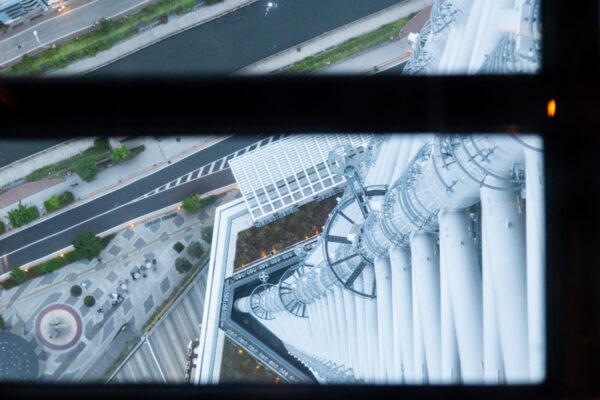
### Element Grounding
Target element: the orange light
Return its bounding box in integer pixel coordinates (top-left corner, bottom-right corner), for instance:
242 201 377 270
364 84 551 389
241 263 245 267
256 365 260 370
547 99 556 117
315 230 319 235
305 235 309 240
60 253 64 258
262 251 266 258
275 377 280 382
177 206 181 210
131 224 135 228
237 349 243 355
24 269 28 272
272 247 276 254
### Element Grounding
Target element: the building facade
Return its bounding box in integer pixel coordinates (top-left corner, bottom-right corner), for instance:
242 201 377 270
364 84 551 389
228 134 372 227
0 0 48 25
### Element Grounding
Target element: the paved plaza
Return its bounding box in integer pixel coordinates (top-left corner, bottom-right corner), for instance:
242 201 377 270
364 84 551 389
0 189 239 382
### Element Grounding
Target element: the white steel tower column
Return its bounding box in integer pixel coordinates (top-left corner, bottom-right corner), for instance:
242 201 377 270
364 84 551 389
389 246 414 383
438 210 483 382
482 235 505 383
524 137 545 383
439 232 460 383
480 185 529 382
374 256 395 382
410 232 442 383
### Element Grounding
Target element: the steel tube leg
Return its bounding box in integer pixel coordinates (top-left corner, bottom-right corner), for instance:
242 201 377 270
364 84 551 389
438 229 461 383
480 186 529 382
439 210 483 382
375 256 395 382
410 232 442 383
390 246 414 383
525 143 545 383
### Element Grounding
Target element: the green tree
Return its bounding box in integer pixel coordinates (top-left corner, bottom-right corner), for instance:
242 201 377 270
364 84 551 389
72 231 103 261
0 314 5 330
70 285 82 297
110 145 131 164
44 195 61 213
7 202 39 227
199 195 217 207
173 241 185 253
32 263 47 276
175 257 192 274
182 194 201 213
84 295 95 307
75 157 99 182
202 226 213 243
10 266 27 284
0 220 5 234
59 191 75 206
187 241 204 258
65 249 82 263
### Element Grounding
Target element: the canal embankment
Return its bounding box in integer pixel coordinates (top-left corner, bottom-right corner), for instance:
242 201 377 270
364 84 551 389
235 0 432 75
48 0 261 76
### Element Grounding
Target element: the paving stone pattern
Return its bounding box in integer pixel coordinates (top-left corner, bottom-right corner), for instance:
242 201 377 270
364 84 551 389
134 238 146 248
108 245 122 257
160 277 170 294
143 295 154 314
106 271 118 284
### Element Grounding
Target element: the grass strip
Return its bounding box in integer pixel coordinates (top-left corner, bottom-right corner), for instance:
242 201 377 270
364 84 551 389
25 138 110 182
0 233 115 290
282 15 412 74
5 0 212 76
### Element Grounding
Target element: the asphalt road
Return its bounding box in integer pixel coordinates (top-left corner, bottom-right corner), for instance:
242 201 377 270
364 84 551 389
0 135 264 272
0 0 151 67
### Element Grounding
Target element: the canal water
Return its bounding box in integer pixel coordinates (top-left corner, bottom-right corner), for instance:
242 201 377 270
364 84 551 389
0 139 66 168
92 0 404 76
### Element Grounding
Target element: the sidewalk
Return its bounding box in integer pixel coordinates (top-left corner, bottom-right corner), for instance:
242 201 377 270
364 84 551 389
318 37 411 75
0 135 224 236
49 0 260 76
0 138 94 189
235 0 433 75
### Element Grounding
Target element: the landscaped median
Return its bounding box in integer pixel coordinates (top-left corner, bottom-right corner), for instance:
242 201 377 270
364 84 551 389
4 0 224 76
24 138 110 182
0 232 115 290
281 15 414 73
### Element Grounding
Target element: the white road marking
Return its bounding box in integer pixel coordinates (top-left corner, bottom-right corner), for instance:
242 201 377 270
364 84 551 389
145 338 168 383
1 201 133 258
0 0 153 65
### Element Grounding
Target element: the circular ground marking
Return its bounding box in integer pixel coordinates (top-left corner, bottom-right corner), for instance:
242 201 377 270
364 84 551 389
35 304 82 351
0 332 39 381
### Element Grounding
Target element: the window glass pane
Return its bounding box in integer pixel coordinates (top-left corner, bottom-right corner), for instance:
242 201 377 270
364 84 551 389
0 0 540 77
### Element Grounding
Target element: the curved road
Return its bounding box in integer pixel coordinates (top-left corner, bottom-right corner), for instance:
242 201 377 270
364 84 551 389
0 135 267 273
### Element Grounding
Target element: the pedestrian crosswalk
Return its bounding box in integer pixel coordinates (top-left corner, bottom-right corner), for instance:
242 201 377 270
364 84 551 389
134 134 288 202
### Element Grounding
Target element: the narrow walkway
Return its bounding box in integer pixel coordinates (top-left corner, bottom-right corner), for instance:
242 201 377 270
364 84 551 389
0 179 64 209
235 0 433 75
